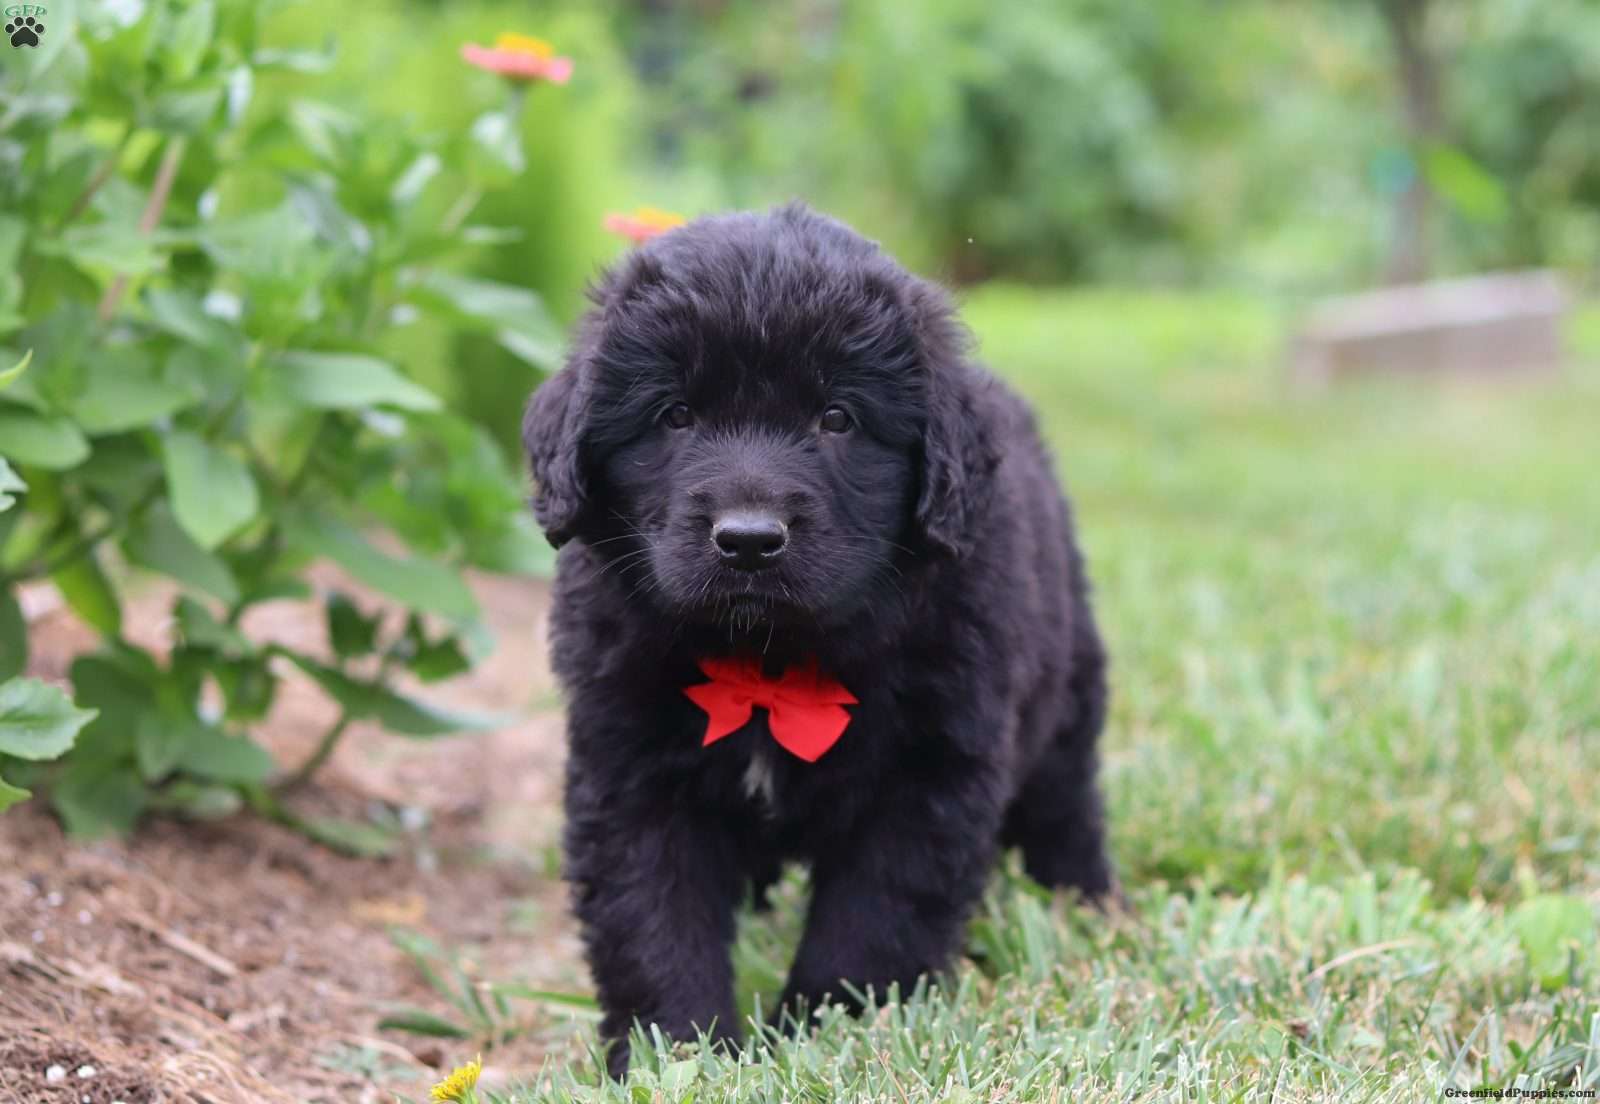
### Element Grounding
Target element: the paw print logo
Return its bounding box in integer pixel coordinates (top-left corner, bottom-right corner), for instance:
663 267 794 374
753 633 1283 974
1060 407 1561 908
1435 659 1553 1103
5 13 44 47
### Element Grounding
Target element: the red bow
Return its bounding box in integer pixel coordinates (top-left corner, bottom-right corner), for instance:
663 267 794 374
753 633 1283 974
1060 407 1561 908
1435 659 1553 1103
683 657 858 762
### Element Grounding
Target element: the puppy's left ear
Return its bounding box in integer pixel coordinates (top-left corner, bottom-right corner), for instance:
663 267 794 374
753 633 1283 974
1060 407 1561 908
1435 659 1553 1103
909 281 999 559
523 365 590 547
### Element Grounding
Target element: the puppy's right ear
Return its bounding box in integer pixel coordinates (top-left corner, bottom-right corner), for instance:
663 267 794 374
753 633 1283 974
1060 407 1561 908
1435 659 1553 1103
525 253 665 546
523 365 589 548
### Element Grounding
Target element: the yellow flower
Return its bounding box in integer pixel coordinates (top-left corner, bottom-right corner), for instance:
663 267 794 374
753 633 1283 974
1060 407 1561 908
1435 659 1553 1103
603 206 688 243
430 1056 482 1103
493 33 554 58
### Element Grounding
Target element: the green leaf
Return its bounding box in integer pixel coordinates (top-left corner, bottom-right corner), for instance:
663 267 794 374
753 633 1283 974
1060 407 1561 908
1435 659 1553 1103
661 1059 699 1093
295 814 397 857
411 273 567 372
162 0 215 82
174 596 251 653
0 588 24 682
490 982 601 1012
0 677 98 760
52 552 122 636
1424 144 1509 224
0 348 30 389
252 42 337 74
377 1007 471 1039
52 761 148 838
0 224 25 330
286 100 359 166
153 781 243 820
214 658 277 723
470 514 558 577
285 512 477 619
124 503 241 604
327 592 380 659
71 652 159 724
1510 894 1596 991
495 328 567 372
38 222 165 277
273 351 441 412
0 457 28 512
147 86 224 135
0 407 90 469
283 652 510 738
0 773 30 813
237 577 313 607
414 273 545 326
469 109 525 174
176 729 276 784
163 431 260 549
402 616 470 684
74 435 160 504
135 711 192 781
287 179 370 258
66 346 206 434
143 289 243 355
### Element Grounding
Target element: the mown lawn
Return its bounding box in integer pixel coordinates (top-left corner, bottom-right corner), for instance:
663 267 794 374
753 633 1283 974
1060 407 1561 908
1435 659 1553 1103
494 289 1600 1103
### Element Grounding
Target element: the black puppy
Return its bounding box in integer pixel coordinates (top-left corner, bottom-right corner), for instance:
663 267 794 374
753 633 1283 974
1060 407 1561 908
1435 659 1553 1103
524 204 1112 1076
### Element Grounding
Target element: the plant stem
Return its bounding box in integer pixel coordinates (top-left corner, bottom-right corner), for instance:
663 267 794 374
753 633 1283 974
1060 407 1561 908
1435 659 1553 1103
440 187 484 236
97 135 188 323
278 712 352 792
277 651 397 791
58 123 136 229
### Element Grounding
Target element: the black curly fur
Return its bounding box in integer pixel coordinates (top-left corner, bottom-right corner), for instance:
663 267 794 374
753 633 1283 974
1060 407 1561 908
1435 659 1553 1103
524 203 1113 1077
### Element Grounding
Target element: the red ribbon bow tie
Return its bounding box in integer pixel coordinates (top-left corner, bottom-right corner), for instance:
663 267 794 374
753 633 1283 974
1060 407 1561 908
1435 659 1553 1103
683 657 858 762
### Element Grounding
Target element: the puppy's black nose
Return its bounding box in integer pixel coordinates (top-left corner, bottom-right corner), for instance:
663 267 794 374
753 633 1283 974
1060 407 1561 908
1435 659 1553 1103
712 512 788 570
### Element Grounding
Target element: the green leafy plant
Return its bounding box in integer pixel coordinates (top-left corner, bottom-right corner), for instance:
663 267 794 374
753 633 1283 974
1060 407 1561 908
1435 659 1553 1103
380 928 598 1048
0 0 569 840
0 677 98 812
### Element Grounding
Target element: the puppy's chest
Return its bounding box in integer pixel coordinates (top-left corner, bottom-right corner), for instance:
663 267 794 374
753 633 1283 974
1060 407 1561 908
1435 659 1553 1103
703 711 885 834
739 743 781 812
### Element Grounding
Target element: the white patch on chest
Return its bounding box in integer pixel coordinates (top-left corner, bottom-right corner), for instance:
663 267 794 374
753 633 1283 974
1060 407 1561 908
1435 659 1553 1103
742 752 777 808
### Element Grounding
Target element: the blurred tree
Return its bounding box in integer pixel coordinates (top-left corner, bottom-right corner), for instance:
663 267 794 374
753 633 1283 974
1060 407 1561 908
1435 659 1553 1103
1374 0 1441 283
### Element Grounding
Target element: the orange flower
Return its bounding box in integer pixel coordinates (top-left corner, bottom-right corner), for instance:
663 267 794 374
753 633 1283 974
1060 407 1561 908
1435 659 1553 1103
603 206 687 244
461 33 573 84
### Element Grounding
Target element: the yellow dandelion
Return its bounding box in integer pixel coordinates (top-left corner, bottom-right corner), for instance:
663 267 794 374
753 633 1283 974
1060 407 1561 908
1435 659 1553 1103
430 1055 482 1103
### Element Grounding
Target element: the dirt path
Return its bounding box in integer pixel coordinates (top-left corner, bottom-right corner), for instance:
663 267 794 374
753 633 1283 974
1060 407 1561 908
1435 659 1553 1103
0 572 586 1103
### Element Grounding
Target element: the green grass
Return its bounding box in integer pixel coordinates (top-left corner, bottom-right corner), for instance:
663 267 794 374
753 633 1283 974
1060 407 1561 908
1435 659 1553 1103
488 288 1600 1102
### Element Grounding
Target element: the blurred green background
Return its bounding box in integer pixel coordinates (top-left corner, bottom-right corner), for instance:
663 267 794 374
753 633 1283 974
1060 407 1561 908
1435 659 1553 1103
256 0 1600 445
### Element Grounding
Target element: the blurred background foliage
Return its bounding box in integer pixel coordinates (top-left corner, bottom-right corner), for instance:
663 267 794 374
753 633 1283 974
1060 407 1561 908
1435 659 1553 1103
621 0 1600 287
249 0 1600 443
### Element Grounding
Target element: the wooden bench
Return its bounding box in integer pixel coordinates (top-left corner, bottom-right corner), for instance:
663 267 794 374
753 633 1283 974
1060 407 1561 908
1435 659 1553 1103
1291 270 1569 384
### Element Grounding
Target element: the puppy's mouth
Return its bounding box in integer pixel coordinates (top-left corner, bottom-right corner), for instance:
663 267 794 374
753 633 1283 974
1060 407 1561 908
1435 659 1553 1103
703 581 806 629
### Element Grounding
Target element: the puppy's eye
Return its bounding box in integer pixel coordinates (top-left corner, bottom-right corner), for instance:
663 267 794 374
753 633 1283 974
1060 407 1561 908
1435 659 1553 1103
820 406 853 434
662 402 694 429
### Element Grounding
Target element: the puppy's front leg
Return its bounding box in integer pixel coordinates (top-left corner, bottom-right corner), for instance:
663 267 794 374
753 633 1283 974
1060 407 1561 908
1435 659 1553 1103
779 758 1004 1020
565 777 742 1077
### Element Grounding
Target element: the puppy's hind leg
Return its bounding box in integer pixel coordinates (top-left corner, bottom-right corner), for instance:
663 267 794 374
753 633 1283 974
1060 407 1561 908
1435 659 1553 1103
1004 628 1117 902
1005 729 1116 901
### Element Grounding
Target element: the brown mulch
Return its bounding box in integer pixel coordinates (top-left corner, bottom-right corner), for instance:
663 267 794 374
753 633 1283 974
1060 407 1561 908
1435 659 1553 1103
0 572 589 1104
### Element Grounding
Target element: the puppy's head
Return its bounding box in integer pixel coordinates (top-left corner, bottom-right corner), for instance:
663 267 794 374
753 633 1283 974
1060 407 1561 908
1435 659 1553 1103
524 203 994 632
